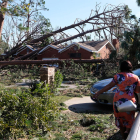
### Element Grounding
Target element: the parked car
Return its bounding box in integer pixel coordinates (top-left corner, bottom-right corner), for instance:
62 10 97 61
90 68 140 105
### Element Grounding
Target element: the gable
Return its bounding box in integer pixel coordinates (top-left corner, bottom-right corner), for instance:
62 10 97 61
15 45 34 55
59 40 115 54
39 47 59 55
59 42 95 53
38 45 59 54
95 41 115 52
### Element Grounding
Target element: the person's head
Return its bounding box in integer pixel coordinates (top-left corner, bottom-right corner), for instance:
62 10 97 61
120 60 133 73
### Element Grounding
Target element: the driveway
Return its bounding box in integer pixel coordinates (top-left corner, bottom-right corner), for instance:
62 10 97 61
64 96 113 113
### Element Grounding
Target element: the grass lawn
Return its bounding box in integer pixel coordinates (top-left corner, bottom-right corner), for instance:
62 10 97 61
0 66 123 140
37 109 122 140
39 87 123 140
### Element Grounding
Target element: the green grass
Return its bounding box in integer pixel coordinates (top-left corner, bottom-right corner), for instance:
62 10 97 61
52 95 72 104
38 112 120 140
0 65 122 140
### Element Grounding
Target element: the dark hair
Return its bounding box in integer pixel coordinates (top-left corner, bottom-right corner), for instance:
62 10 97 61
120 60 133 73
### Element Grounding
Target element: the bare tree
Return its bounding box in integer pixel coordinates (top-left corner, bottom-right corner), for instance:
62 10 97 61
0 4 133 61
29 4 131 45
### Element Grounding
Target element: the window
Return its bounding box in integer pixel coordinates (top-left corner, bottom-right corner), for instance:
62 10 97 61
70 53 81 58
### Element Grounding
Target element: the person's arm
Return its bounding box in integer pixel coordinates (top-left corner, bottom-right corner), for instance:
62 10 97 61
135 85 140 93
94 81 116 99
135 78 140 93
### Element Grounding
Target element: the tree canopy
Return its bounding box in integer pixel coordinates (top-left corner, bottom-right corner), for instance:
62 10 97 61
109 4 140 67
0 0 51 50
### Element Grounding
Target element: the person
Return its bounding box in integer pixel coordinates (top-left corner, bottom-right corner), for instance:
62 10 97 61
93 60 140 140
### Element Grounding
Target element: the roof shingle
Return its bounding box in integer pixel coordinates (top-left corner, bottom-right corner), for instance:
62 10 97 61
77 40 109 51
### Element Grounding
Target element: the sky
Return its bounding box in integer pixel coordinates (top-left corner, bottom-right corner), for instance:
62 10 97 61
44 0 140 30
4 0 140 46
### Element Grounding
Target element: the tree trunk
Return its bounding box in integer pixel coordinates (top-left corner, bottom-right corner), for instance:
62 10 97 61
0 1 8 40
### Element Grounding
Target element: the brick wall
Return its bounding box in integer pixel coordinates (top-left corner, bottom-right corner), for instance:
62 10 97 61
37 47 59 60
59 45 92 59
37 44 112 60
16 48 32 58
98 45 111 59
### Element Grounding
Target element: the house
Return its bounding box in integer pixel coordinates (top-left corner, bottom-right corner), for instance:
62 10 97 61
58 40 116 59
17 39 118 60
37 44 59 60
14 45 35 58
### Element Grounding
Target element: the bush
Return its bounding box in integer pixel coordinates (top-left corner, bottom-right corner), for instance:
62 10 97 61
49 69 63 94
61 60 89 81
54 69 63 89
0 85 59 139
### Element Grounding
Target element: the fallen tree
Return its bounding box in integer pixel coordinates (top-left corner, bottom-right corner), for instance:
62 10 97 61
0 59 107 66
0 4 131 61
0 3 133 66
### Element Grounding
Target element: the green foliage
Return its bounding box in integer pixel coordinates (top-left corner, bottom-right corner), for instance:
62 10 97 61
90 138 101 140
54 133 66 140
0 65 40 85
18 23 29 31
0 85 59 139
5 0 48 17
92 52 100 59
88 117 109 133
61 60 91 81
48 69 63 94
89 123 106 132
0 40 9 55
130 15 136 20
70 134 82 140
121 41 129 50
109 50 117 59
124 5 132 20
86 35 91 41
119 25 140 66
54 70 63 89
80 116 95 127
137 0 140 6
109 5 140 67
1 0 51 44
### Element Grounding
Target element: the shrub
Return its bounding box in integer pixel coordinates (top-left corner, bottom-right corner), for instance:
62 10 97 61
49 69 63 94
61 60 90 81
54 69 63 89
0 85 59 139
